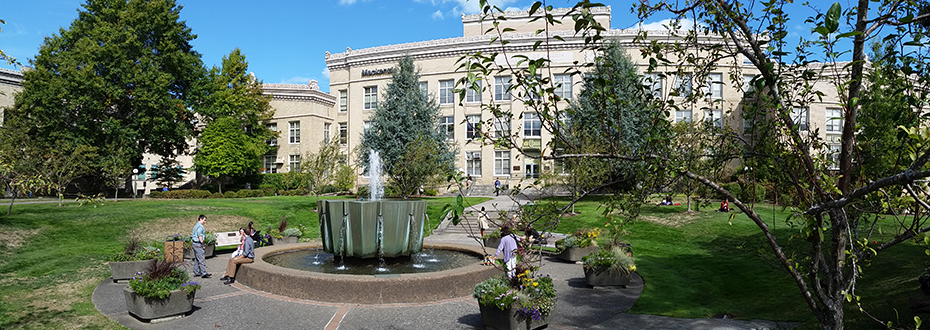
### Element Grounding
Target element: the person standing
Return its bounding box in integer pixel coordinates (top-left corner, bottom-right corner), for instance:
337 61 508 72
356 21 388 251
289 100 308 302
494 226 519 278
190 215 211 278
478 207 490 237
222 227 255 285
494 179 501 196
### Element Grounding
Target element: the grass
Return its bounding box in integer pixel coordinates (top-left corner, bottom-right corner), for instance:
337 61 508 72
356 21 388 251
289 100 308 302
0 195 488 329
540 196 926 329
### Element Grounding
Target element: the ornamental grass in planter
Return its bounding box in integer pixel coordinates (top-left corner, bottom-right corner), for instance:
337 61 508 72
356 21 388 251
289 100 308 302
125 260 201 321
554 228 599 262
108 235 160 282
582 245 636 287
268 216 302 244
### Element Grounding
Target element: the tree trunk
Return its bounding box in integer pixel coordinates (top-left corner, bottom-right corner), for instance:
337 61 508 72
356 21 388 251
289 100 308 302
114 187 119 202
7 187 17 215
686 194 692 212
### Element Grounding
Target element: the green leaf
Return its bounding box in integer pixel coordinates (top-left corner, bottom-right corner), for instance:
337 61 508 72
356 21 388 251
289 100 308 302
825 2 841 33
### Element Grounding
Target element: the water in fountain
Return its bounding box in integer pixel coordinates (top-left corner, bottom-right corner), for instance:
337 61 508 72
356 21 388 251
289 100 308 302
336 212 348 270
376 214 388 272
369 149 384 201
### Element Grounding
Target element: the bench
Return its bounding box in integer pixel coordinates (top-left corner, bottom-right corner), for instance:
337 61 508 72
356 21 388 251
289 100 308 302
215 231 243 247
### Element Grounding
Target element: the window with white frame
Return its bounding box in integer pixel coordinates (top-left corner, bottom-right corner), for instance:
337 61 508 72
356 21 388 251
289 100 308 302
791 107 809 130
339 90 347 112
826 108 843 133
704 108 723 128
525 75 542 101
289 154 300 172
419 81 428 99
493 117 510 138
439 79 454 104
339 122 347 145
494 151 511 176
495 76 512 101
263 155 277 174
466 151 482 176
707 73 723 99
363 121 371 135
673 73 692 97
827 143 841 170
523 112 541 137
441 116 454 140
742 75 755 95
266 123 277 146
643 73 663 98
288 121 300 144
466 115 481 139
553 74 572 100
323 123 331 144
363 86 377 110
675 110 692 123
465 78 482 103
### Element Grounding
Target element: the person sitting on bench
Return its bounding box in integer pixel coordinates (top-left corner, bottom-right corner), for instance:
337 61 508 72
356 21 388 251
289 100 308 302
524 224 545 245
222 227 254 285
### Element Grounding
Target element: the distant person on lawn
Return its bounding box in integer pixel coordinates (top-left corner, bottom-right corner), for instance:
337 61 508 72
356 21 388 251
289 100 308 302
222 227 255 285
190 215 211 279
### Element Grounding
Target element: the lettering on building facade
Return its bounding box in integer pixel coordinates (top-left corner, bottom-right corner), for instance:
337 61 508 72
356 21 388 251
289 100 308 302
361 68 394 77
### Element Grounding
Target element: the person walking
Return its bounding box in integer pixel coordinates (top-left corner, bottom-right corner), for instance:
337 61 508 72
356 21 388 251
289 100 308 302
494 226 519 278
222 227 254 285
494 179 501 196
190 215 211 278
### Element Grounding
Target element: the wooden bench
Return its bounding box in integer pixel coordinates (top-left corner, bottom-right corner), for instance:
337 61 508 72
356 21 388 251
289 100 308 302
215 231 243 247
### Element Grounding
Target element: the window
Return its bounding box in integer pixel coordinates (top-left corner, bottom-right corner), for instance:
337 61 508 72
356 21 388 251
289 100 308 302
523 112 541 137
525 75 542 101
826 108 843 133
494 76 512 101
643 73 663 98
494 151 511 176
263 155 277 174
827 143 841 170
149 165 159 179
466 151 482 177
675 110 692 123
493 117 510 138
465 78 482 103
553 74 572 100
289 121 300 144
673 73 692 97
266 123 277 146
707 73 723 99
339 90 347 112
704 108 723 128
791 107 809 131
742 75 756 95
440 116 455 140
439 79 454 104
339 122 348 145
419 81 428 99
364 86 377 110
137 165 146 180
363 121 371 135
323 123 331 144
467 115 482 139
289 154 300 172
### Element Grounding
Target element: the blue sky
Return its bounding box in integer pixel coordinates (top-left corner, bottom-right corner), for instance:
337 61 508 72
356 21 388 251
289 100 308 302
1 0 822 93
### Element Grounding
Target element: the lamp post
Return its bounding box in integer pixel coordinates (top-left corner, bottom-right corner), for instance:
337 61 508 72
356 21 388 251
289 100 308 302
132 168 138 199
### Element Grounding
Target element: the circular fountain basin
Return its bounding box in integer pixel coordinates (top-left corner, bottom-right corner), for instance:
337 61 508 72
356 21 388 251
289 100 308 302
264 248 479 275
237 241 502 304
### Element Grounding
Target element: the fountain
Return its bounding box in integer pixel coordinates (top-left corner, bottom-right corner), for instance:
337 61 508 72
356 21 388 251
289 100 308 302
234 149 500 304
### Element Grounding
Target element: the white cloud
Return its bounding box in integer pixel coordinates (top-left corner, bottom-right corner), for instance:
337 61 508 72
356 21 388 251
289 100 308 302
417 0 521 18
321 67 330 79
432 10 444 20
636 18 702 31
339 0 358 5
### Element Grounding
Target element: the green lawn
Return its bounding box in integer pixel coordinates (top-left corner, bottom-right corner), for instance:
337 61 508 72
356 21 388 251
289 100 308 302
541 196 925 329
0 195 488 329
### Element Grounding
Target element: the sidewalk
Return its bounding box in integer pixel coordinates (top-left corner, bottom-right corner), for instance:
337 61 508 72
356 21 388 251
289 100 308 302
92 194 800 330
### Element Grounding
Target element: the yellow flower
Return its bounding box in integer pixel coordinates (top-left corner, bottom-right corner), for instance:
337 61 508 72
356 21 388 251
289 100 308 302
629 265 637 272
533 282 538 287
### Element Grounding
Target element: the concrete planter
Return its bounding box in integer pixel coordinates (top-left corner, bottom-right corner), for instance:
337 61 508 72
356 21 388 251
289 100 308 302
483 237 501 248
556 246 597 262
272 236 298 245
123 286 194 321
182 244 215 260
584 267 633 287
108 259 156 282
479 303 549 330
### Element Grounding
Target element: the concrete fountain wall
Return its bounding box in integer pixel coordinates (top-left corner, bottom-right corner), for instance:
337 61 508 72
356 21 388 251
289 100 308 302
236 242 501 304
318 199 427 258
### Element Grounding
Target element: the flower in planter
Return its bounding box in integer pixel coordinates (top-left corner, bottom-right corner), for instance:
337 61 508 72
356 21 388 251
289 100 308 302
129 260 201 299
474 272 556 321
109 234 160 262
282 227 302 237
554 228 600 252
582 246 635 273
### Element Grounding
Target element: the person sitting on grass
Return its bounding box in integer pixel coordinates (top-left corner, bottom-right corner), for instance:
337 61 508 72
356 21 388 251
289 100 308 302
222 227 254 285
717 200 730 212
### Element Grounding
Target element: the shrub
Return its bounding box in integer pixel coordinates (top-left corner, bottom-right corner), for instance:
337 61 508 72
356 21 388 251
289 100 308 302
204 232 217 245
554 228 600 252
423 189 438 196
129 261 201 299
357 186 370 199
237 190 252 198
582 246 636 273
211 192 224 198
148 190 164 198
224 191 237 198
722 182 741 201
282 227 302 237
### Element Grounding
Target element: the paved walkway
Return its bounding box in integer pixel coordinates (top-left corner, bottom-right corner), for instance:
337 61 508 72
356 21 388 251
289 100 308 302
92 195 800 330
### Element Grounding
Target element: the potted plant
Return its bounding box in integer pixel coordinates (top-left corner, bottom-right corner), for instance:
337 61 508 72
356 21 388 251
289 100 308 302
554 228 599 262
182 237 193 260
474 270 556 330
582 245 636 287
270 216 300 245
108 235 159 282
482 229 501 248
203 232 217 257
124 260 201 321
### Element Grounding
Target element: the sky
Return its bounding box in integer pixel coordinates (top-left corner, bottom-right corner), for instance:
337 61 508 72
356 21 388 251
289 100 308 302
0 0 822 93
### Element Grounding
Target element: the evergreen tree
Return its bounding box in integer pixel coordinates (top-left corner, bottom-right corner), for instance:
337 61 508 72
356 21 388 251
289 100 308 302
8 0 205 170
360 55 455 198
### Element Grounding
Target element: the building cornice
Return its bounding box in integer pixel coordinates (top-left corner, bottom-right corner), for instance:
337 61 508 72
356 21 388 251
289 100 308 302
263 82 336 106
0 67 24 87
